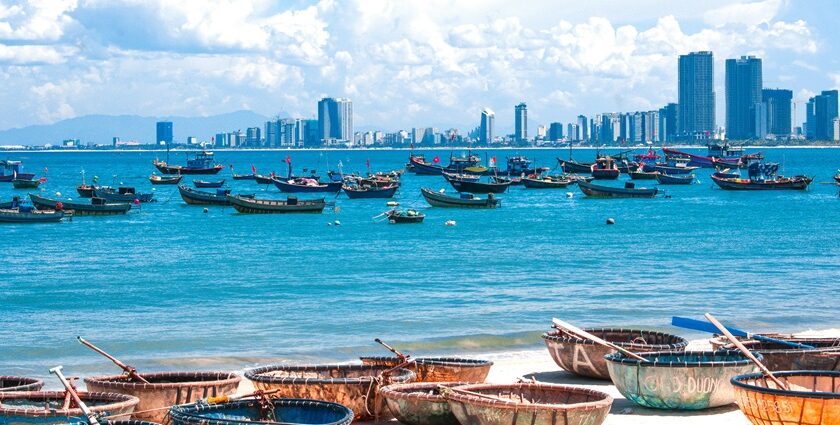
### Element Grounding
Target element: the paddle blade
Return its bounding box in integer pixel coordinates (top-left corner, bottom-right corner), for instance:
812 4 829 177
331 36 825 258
671 316 748 337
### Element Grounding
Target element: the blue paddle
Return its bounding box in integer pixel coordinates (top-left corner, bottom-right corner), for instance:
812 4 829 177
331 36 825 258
671 316 814 349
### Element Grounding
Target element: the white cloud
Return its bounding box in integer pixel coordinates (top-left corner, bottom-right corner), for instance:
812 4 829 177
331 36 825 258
703 0 784 27
0 0 77 41
0 44 73 64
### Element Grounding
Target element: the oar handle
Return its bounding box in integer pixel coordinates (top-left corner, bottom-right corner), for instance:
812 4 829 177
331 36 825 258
77 337 150 384
552 318 648 362
50 366 101 425
374 338 409 360
704 314 789 390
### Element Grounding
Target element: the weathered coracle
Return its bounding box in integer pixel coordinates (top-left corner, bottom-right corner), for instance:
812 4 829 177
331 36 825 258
244 364 415 421
105 420 161 425
84 371 241 423
0 391 139 424
444 382 612 425
379 382 465 425
169 397 353 425
731 370 840 425
542 328 688 380
710 336 840 371
0 376 43 392
605 350 758 410
360 357 493 383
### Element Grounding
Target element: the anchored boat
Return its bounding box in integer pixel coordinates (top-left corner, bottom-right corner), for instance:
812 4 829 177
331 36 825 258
0 160 35 182
178 186 236 205
711 162 812 190
29 194 132 216
149 174 183 185
590 157 620 180
444 173 510 194
521 175 574 189
0 206 64 223
578 181 658 198
385 209 425 224
93 187 155 203
153 151 224 175
226 194 326 213
656 173 695 185
193 179 225 188
421 188 500 208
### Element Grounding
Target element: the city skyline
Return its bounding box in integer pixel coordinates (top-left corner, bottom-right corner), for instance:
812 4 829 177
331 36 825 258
0 1 838 135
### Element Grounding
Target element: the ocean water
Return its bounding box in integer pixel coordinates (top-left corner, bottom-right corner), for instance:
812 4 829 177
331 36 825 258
0 147 838 385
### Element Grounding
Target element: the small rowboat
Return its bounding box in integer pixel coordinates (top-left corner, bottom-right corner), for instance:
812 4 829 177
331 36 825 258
0 207 64 223
444 383 612 425
0 376 43 392
360 357 493 382
343 184 398 199
628 170 659 180
605 350 757 410
521 176 573 189
178 186 234 205
254 174 274 185
274 178 342 193
29 194 132 216
731 370 840 425
656 173 695 185
542 328 688 380
386 209 425 224
170 398 353 425
710 336 840 371
244 364 415 421
558 159 592 174
446 176 510 194
93 187 155 203
379 382 464 425
232 173 256 180
12 178 40 189
0 391 139 424
421 188 500 208
193 179 225 188
84 371 241 423
149 175 183 185
578 180 658 198
226 195 326 214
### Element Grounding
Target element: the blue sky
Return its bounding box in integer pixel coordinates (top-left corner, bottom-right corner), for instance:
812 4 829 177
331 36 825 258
0 0 837 133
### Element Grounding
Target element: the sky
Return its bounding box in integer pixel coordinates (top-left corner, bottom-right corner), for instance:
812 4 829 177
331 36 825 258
0 0 838 133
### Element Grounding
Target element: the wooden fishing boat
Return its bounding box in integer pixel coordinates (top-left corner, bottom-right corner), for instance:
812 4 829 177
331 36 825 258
254 174 274 185
664 143 763 168
93 187 155 203
709 336 840 371
193 179 225 188
646 158 699 175
713 168 740 179
731 370 840 425
0 160 35 182
149 174 183 185
343 184 398 199
85 371 241 423
444 382 612 425
442 172 480 183
521 175 573 189
578 181 658 198
232 173 256 180
0 391 139 424
542 328 688 380
178 186 234 205
835 173 840 184
77 184 100 198
490 176 522 185
656 173 695 185
244 364 415 421
421 188 500 208
360 357 493 383
628 169 659 180
410 155 445 175
386 209 425 224
170 397 353 425
604 350 757 410
153 151 224 175
273 178 342 193
379 382 463 425
446 176 510 194
12 178 40 189
0 376 43 392
711 174 813 190
558 158 593 174
0 207 64 223
29 194 132 216
227 194 326 214
590 157 620 180
490 156 547 177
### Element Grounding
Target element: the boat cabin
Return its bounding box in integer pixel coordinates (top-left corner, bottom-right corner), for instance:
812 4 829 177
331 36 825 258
1 160 24 177
707 143 745 159
186 151 216 169
747 162 779 181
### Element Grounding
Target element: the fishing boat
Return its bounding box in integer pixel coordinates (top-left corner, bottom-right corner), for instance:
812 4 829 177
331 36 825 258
149 174 183 185
711 162 813 190
731 371 840 425
590 157 620 179
445 175 510 194
628 169 659 180
193 179 225 188
646 157 700 175
227 194 326 214
709 336 840 371
93 187 155 203
445 153 486 175
521 175 574 189
542 328 688 380
232 173 256 180
656 173 695 185
379 382 461 425
578 181 658 198
604 350 757 410
244 364 415 421
343 184 398 199
360 357 493 383
663 142 762 168
29 193 132 216
0 206 64 223
385 209 425 224
153 151 224 175
421 188 500 208
442 172 480 183
12 178 40 189
0 160 35 182
170 397 354 425
254 174 274 185
444 383 612 425
558 158 593 173
0 391 139 424
490 155 547 176
85 372 241 423
0 376 43 392
490 176 522 185
835 173 840 184
409 155 445 175
178 186 236 205
713 168 740 179
274 178 342 193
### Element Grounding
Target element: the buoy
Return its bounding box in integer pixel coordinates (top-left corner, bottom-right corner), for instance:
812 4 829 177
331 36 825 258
133 199 140 205
566 192 573 198
203 208 209 213
334 220 341 226
445 220 456 226
439 188 446 193
606 218 615 225
55 192 61 196
386 201 399 207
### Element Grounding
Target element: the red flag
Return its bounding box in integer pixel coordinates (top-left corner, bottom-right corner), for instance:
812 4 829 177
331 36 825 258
39 177 47 183
251 164 257 174
433 156 440 163
285 155 291 165
270 171 276 178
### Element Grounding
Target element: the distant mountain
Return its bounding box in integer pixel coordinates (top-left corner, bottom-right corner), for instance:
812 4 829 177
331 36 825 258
0 110 281 146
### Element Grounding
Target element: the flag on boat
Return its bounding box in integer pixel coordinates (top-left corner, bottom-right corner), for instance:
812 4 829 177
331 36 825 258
285 155 292 164
251 164 257 174
490 156 497 167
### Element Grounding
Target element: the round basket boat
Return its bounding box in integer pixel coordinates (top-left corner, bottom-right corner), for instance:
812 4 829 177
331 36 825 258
0 391 139 424
379 382 467 425
731 371 840 425
169 397 353 425
84 371 241 423
605 350 758 410
244 364 415 421
710 337 840 371
106 420 162 425
443 382 612 425
0 376 43 392
542 328 688 380
359 357 493 382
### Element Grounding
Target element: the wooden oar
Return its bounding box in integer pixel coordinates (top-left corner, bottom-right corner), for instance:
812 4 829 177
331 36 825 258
380 357 416 377
704 313 789 390
374 338 409 361
206 388 282 404
50 366 101 425
439 385 512 403
552 318 649 362
77 337 150 383
671 316 814 349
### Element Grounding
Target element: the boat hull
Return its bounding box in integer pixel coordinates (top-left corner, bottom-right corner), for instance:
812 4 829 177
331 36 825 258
93 188 154 203
154 161 224 175
380 382 460 425
149 175 183 185
629 171 658 180
421 188 500 208
360 357 493 383
411 157 445 175
0 173 35 182
711 175 812 190
447 179 510 194
274 179 342 193
0 209 64 223
663 147 741 168
578 181 657 198
193 180 225 188
521 178 573 188
656 173 695 185
227 195 326 213
343 185 398 199
731 371 840 425
170 397 354 425
178 185 231 205
0 391 138 424
29 194 131 215
558 159 592 173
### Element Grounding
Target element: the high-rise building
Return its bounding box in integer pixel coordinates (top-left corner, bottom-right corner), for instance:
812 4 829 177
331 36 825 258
661 103 678 142
318 97 353 143
752 102 768 139
761 89 792 137
577 115 588 141
514 102 527 143
678 52 715 139
805 97 816 140
214 132 227 148
548 122 563 141
725 56 763 140
812 90 839 140
265 119 280 147
302 119 320 147
156 121 173 145
480 108 495 144
246 127 261 146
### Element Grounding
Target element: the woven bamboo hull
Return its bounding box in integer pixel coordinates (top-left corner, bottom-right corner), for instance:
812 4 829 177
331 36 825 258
732 371 840 425
445 383 612 425
244 364 415 421
380 382 465 425
0 377 43 392
0 391 139 425
169 398 353 425
542 329 688 380
360 357 493 382
710 337 840 371
84 372 241 423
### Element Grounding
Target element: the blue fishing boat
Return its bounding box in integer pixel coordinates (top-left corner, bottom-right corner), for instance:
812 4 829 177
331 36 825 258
178 185 235 205
663 143 762 168
343 184 398 199
0 160 35 182
578 180 658 198
273 178 342 193
490 155 548 176
29 193 132 215
93 187 155 203
655 173 695 185
154 151 224 175
170 397 353 425
0 204 64 223
193 179 225 188
421 187 500 208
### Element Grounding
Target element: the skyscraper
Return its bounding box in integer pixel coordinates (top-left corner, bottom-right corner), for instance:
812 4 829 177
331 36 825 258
246 127 261 146
156 121 173 145
318 97 353 143
480 108 495 144
761 89 792 137
577 115 588 142
808 90 840 140
514 102 527 143
678 51 715 139
661 103 678 142
725 56 763 140
548 122 563 141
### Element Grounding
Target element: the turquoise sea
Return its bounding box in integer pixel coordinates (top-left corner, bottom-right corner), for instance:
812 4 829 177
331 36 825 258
1 147 838 385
